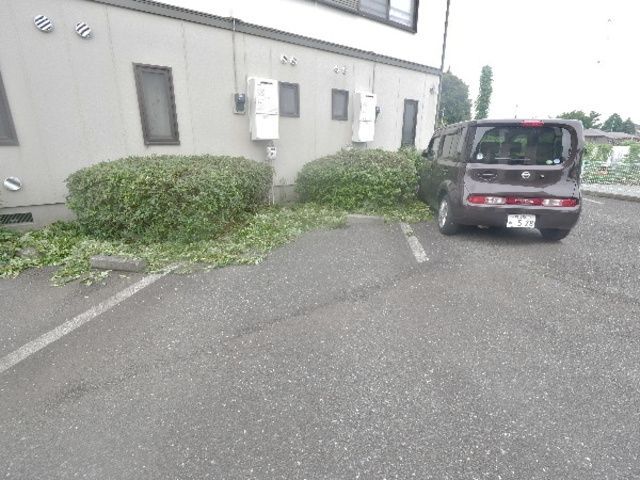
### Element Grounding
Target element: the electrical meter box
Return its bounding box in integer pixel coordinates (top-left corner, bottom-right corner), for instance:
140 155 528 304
248 77 279 140
352 92 377 142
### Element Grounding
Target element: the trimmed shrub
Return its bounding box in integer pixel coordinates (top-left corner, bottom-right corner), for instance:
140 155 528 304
296 149 417 209
66 155 273 241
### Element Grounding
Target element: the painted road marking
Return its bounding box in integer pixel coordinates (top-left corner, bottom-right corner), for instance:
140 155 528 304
0 270 172 375
400 223 428 263
583 197 604 205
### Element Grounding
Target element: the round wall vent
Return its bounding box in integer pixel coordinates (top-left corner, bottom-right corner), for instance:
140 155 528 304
34 14 54 32
75 22 92 38
3 177 23 192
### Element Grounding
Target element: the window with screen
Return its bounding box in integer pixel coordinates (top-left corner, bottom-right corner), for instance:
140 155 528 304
401 99 418 147
331 89 349 121
358 0 418 30
0 71 18 146
279 82 300 118
134 64 180 145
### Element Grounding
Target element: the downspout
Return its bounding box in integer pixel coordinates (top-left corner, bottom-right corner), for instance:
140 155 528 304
435 0 451 127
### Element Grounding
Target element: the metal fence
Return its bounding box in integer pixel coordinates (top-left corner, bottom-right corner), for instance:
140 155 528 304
581 144 640 186
582 159 640 186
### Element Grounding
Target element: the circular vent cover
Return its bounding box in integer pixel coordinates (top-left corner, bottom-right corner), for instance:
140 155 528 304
34 14 54 32
75 22 92 38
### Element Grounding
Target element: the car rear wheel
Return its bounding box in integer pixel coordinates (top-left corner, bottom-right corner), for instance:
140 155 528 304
539 228 571 241
437 195 459 235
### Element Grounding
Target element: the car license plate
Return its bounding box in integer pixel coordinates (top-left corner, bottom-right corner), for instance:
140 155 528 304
506 214 536 228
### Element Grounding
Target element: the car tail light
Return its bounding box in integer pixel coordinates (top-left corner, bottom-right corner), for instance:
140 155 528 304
468 195 506 205
469 195 578 207
543 198 578 207
521 120 545 127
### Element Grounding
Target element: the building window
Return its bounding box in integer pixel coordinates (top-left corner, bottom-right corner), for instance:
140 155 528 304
320 0 418 31
133 64 180 145
0 71 18 146
401 99 418 147
331 89 349 121
279 82 300 118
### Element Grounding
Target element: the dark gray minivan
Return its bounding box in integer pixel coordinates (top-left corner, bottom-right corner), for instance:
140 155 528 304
418 119 584 240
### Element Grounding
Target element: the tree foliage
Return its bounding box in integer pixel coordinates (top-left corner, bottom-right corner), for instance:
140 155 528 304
557 110 602 129
438 71 471 126
474 65 493 120
621 117 637 135
602 113 624 132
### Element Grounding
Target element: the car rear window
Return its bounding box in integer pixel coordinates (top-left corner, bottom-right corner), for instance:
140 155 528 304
470 126 574 165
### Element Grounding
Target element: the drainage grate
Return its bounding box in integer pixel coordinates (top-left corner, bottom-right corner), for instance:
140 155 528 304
0 212 34 225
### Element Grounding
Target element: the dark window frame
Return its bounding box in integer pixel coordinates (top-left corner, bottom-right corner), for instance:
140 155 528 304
279 82 300 118
401 98 419 148
317 0 419 33
331 89 349 121
0 71 19 146
133 63 180 145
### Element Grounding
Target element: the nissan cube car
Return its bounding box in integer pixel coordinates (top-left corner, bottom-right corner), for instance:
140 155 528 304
418 119 584 240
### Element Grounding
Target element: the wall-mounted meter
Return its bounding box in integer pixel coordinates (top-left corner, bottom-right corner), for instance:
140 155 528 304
248 77 279 140
352 92 377 143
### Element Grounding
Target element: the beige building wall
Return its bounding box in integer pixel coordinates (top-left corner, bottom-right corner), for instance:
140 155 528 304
0 0 442 226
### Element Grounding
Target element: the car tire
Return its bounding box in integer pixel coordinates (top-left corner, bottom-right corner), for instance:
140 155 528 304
437 194 459 235
539 228 571 241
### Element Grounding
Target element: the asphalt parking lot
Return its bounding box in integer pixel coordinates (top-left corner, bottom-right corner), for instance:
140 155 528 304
1 197 639 479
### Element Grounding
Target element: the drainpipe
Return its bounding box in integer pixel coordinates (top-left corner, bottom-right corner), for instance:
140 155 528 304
435 0 451 128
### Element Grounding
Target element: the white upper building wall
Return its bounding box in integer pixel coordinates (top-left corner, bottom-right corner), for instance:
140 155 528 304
162 0 446 68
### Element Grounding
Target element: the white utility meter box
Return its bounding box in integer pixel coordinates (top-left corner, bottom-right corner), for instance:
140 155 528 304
248 77 279 140
352 92 377 142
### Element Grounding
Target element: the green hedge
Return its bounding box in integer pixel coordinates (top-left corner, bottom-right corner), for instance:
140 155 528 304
66 155 273 241
296 149 417 209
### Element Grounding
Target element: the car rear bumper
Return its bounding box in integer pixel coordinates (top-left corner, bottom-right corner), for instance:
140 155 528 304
452 204 581 230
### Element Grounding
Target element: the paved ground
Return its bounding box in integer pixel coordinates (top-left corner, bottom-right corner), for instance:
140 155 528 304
582 183 640 202
1 197 639 479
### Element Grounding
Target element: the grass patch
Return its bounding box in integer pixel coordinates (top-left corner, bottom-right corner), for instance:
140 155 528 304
0 204 346 285
351 199 432 223
1 201 432 285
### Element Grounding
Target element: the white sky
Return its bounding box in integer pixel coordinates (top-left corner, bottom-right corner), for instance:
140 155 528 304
445 0 640 122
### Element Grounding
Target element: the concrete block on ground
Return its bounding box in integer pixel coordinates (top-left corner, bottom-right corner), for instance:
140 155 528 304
346 214 385 226
90 255 147 272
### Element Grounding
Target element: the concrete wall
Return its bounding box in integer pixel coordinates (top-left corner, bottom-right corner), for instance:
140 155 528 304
0 0 441 226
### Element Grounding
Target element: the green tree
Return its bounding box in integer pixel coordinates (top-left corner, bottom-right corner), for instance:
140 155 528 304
474 65 493 120
602 113 623 132
438 71 472 126
557 110 602 129
621 117 636 135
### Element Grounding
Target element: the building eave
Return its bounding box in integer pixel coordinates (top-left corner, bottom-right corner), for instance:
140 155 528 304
88 0 442 76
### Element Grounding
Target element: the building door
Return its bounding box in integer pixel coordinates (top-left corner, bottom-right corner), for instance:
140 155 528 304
401 99 419 147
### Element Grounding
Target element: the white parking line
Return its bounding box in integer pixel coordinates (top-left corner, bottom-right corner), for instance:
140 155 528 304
0 269 172 375
583 197 604 205
400 223 428 263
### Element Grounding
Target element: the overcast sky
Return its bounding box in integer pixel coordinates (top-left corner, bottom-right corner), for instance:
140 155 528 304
445 0 639 122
